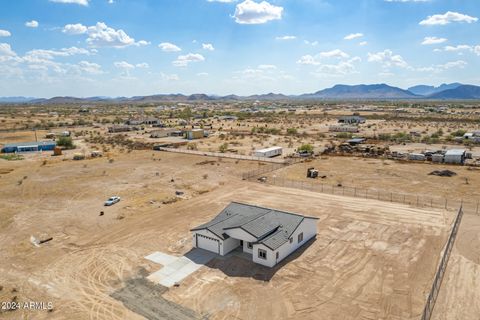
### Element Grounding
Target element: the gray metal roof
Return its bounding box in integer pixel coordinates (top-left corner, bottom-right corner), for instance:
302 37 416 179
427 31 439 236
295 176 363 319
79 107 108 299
445 149 466 156
191 202 318 250
2 141 56 148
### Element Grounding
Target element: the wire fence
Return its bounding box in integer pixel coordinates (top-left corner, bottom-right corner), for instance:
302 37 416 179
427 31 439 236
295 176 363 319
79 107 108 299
156 147 289 164
421 206 464 320
246 175 479 214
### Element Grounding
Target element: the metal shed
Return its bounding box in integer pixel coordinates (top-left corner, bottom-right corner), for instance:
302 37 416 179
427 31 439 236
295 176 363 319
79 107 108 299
1 141 56 153
444 149 466 165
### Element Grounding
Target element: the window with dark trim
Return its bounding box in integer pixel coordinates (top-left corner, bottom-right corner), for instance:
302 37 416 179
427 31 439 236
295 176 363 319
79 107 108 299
289 237 293 244
276 252 279 259
258 249 267 259
247 242 253 249
298 232 304 243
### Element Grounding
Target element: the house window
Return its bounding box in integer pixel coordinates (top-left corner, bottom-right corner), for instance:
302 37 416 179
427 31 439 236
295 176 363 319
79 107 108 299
258 249 267 260
276 252 279 259
298 232 304 243
289 237 293 244
247 242 253 249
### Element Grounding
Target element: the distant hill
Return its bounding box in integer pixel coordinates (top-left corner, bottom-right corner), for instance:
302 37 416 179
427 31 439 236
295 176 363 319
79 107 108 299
408 83 463 96
3 83 480 103
428 85 480 99
0 96 37 103
300 84 418 99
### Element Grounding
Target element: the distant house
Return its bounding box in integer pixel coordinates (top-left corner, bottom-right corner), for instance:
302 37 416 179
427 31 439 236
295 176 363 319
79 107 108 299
186 129 205 140
144 118 161 125
125 119 144 126
191 202 318 268
329 125 359 133
108 125 134 133
150 129 177 138
1 141 56 153
338 115 366 124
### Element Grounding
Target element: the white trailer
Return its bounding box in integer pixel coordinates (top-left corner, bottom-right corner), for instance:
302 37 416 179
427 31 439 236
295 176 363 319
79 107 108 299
254 146 283 158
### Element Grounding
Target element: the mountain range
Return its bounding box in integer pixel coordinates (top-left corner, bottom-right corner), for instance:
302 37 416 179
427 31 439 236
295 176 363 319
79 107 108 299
1 83 480 104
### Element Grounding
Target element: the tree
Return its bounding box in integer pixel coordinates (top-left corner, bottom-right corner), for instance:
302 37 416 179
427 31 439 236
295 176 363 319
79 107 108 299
298 144 314 154
219 143 228 153
57 136 75 149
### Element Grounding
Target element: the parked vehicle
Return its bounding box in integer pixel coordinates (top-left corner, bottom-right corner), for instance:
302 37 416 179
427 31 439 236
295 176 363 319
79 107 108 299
104 196 121 206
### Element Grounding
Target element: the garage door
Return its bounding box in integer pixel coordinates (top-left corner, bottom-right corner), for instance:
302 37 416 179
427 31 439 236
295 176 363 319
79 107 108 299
196 234 220 254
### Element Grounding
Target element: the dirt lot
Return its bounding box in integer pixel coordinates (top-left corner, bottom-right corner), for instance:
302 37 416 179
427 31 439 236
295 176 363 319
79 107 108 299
0 147 458 319
263 156 480 205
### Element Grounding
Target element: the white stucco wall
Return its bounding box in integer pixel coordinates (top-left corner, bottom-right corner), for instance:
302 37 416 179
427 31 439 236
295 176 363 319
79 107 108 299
252 218 317 267
192 229 222 254
252 243 276 267
243 241 253 254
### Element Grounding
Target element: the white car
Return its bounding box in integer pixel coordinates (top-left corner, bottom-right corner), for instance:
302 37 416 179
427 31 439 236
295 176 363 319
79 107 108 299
104 196 121 206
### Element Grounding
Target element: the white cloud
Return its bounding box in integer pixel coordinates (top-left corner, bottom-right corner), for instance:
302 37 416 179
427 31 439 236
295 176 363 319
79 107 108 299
417 60 467 73
312 57 361 77
297 50 349 65
0 43 16 58
422 36 447 45
444 44 473 52
25 20 39 28
367 49 409 68
135 63 149 68
77 61 102 74
202 43 215 51
359 41 368 46
62 22 148 48
25 47 94 60
297 55 319 65
319 49 349 59
475 46 480 56
63 23 88 35
0 30 11 37
197 72 209 76
276 35 296 40
49 0 89 5
114 61 135 70
233 0 283 24
304 40 319 46
159 42 181 52
172 53 205 67
420 11 478 26
161 73 179 81
344 33 363 40
258 64 276 70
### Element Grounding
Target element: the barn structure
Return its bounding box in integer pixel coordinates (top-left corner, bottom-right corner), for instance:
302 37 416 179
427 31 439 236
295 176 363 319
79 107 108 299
1 141 56 153
191 202 318 268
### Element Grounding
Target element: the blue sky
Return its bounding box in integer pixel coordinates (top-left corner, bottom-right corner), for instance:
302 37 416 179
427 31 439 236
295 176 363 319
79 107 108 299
0 0 479 97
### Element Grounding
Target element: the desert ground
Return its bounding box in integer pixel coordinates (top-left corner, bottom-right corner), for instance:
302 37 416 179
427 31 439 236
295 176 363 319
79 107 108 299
1 102 480 319
0 147 474 320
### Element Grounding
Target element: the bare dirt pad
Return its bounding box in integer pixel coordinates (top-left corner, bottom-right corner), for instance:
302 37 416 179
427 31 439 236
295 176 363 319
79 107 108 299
111 277 199 320
431 213 480 320
0 150 456 320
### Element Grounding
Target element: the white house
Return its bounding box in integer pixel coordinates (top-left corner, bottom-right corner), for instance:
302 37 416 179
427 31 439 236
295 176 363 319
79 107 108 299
190 202 318 268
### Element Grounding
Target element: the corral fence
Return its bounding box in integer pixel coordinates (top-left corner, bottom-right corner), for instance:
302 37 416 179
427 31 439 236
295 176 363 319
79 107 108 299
421 206 464 320
246 175 479 214
155 147 289 164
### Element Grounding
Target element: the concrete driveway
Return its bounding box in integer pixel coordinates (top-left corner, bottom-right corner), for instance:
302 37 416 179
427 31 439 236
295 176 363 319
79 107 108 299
145 249 216 287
